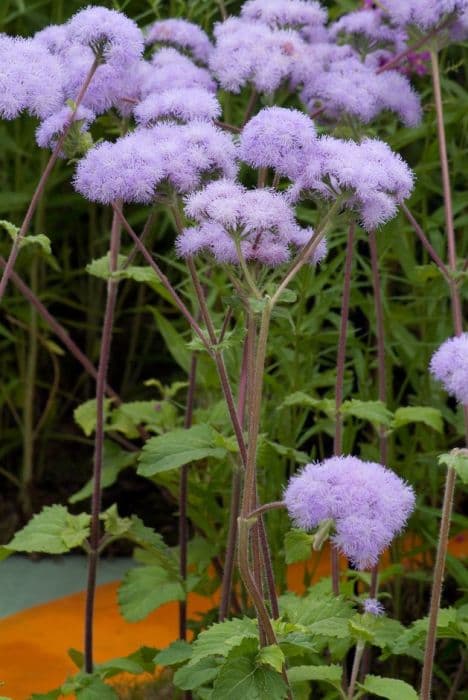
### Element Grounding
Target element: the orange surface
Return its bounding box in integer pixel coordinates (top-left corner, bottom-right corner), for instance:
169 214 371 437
0 532 466 700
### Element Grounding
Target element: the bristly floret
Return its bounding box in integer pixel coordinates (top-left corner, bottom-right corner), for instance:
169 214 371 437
289 136 414 230
134 88 221 126
240 107 318 180
65 5 144 67
146 18 213 65
380 0 468 31
36 105 95 150
363 598 385 616
209 17 307 94
177 178 324 267
73 122 237 204
429 333 468 405
330 9 407 53
284 455 415 569
142 48 217 96
0 35 64 120
241 0 327 33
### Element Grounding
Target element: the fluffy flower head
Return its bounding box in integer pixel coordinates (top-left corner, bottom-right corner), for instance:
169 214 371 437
146 18 212 64
241 0 327 33
381 0 467 30
429 333 468 404
134 88 221 125
284 455 415 569
142 48 216 96
363 598 385 616
36 104 95 150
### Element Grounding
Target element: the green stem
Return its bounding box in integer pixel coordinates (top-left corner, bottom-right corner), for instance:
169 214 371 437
348 641 365 698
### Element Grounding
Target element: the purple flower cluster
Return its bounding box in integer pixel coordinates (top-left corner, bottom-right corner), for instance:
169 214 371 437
146 18 213 64
330 9 406 53
284 455 415 569
381 0 468 31
176 179 326 267
36 105 95 149
134 88 221 126
429 334 468 405
241 0 327 34
363 598 385 616
74 123 237 204
289 136 414 230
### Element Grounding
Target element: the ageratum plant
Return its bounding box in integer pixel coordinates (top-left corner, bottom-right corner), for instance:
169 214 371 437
0 1 467 699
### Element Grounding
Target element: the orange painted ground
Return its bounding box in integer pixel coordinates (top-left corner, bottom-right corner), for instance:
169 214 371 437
1 533 466 700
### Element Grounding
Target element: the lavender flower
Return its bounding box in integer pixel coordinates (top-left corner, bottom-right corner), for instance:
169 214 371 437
429 334 468 405
301 55 421 127
284 455 415 569
142 48 216 96
0 36 64 119
177 179 318 266
209 17 307 94
34 24 68 55
363 598 385 616
290 136 414 230
146 19 213 64
241 0 327 33
65 6 143 68
134 88 221 126
36 105 95 150
74 122 237 204
380 0 467 31
240 107 317 179
330 9 407 53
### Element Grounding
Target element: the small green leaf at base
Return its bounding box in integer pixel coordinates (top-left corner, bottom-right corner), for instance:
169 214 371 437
359 675 418 700
2 506 90 555
118 565 185 622
288 664 342 688
439 449 468 483
284 529 313 564
392 406 443 433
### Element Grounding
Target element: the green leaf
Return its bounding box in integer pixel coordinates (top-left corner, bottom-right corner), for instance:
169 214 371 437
359 675 418 700
212 638 288 700
308 617 351 639
257 645 285 673
69 442 136 503
190 618 258 665
151 308 191 372
30 691 61 700
96 656 146 678
0 220 52 254
137 425 227 477
341 400 393 427
284 529 313 564
74 399 113 437
392 406 443 433
279 392 334 415
154 640 193 666
2 506 90 555
68 648 84 669
288 664 342 687
439 449 468 483
118 564 185 622
348 615 377 643
173 657 220 691
86 254 127 280
75 678 118 700
279 590 354 628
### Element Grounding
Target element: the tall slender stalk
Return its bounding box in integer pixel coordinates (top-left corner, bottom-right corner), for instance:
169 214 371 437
0 57 100 305
84 206 121 673
420 51 468 700
331 223 355 595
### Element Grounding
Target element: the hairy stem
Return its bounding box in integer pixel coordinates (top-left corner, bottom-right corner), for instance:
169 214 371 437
0 57 100 305
84 207 121 673
348 641 365 698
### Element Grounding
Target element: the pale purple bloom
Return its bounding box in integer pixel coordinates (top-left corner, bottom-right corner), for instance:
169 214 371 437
142 48 216 96
301 55 421 127
290 42 357 89
65 6 143 68
429 334 468 405
36 105 95 150
177 179 318 266
330 9 407 53
0 35 64 119
284 455 415 569
240 107 317 179
74 122 237 204
146 19 212 64
34 24 68 54
241 0 327 33
210 17 307 94
381 0 467 30
134 88 221 125
290 136 414 230
363 598 385 616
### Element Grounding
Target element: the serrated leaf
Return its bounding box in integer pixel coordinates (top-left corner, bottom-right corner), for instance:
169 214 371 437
2 505 90 555
0 220 52 254
174 657 220 691
308 617 350 639
74 399 113 437
341 400 393 427
257 645 285 673
154 640 193 666
359 675 418 700
439 449 468 483
118 565 184 622
86 254 127 280
284 529 313 564
69 442 136 503
137 425 227 477
75 678 118 700
280 591 354 628
348 615 377 643
279 392 334 415
288 664 342 687
190 618 258 665
96 656 146 678
392 406 443 433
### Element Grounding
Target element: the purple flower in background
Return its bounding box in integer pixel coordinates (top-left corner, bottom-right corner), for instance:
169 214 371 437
429 334 468 405
177 178 320 266
381 0 467 30
36 104 95 150
284 455 415 569
134 88 221 125
65 6 143 67
142 48 217 96
74 122 237 204
241 0 327 32
240 107 317 179
363 598 385 616
330 9 407 52
146 18 213 64
290 136 414 230
34 24 68 54
209 17 307 94
0 36 64 119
